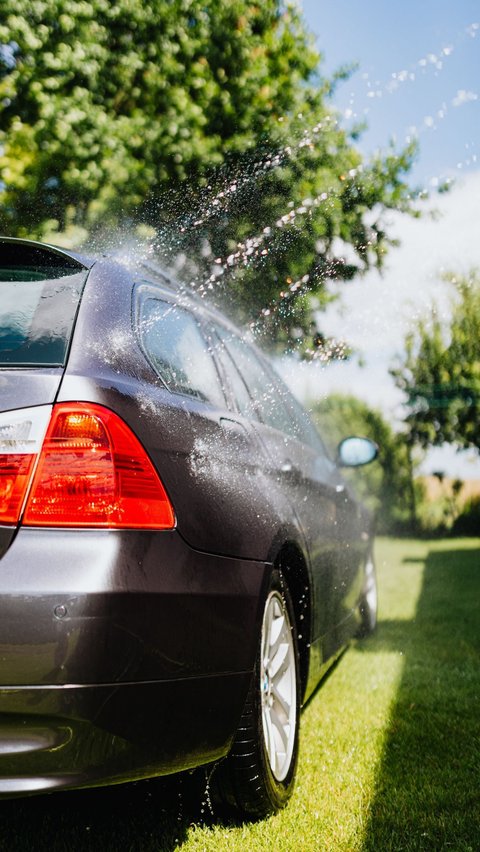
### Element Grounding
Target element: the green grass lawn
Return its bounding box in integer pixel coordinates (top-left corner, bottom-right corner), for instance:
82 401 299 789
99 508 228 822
0 538 479 851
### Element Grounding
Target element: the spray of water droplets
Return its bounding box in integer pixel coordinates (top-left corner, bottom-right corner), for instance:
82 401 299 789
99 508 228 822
338 20 479 183
81 18 478 372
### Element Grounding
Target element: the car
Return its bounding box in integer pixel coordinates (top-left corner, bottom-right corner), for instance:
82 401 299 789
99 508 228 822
0 236 378 816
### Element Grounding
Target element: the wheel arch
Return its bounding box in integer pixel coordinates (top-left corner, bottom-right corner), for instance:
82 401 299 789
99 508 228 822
274 541 312 703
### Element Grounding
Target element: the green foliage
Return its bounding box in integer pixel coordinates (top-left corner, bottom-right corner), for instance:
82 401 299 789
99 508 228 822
1 0 316 222
311 393 416 532
416 481 465 536
0 0 416 344
393 270 480 452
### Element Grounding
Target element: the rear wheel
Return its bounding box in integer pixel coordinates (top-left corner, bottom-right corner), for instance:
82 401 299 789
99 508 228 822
215 570 300 818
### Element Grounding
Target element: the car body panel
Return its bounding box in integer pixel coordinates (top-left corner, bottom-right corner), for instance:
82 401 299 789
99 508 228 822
0 527 268 793
0 528 268 685
0 369 63 414
57 264 307 563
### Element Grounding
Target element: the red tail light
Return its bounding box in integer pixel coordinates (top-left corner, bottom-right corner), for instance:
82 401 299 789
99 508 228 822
0 454 36 524
0 406 51 525
5 403 175 529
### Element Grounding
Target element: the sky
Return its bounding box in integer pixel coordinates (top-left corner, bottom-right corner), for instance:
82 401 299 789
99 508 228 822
301 0 479 185
283 0 480 477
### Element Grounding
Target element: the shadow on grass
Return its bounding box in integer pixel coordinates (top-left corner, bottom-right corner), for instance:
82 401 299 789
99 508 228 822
0 769 234 852
360 545 480 852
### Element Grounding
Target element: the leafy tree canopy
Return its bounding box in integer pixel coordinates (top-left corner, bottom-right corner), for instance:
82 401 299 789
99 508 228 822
392 271 480 453
0 0 417 347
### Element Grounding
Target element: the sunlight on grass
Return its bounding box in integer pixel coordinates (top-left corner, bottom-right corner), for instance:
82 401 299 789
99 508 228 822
362 539 480 852
293 651 404 851
183 650 406 852
182 539 427 852
376 538 426 621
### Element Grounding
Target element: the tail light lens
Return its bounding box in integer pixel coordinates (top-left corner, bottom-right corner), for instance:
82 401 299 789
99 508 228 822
0 403 175 529
0 407 52 524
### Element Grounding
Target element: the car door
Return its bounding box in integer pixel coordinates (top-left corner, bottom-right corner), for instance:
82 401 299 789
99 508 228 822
211 325 365 655
275 390 366 644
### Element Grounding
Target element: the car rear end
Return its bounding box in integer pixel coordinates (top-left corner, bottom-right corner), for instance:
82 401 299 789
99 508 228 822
0 239 267 795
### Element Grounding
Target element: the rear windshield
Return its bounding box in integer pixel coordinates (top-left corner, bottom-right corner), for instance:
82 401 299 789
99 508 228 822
0 243 89 366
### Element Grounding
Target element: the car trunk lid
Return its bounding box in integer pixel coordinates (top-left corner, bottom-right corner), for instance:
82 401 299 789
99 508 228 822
0 238 91 556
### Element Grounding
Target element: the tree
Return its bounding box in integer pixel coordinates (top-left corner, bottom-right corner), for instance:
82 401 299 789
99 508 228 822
311 394 416 532
0 0 416 345
393 270 480 453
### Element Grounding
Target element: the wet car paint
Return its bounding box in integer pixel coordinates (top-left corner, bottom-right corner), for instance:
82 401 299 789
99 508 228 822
0 237 374 795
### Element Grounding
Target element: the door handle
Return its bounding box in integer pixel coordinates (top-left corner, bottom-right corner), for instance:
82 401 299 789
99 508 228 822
280 459 301 477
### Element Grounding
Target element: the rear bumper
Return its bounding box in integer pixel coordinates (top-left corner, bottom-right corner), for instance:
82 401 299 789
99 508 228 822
0 528 269 794
0 674 250 795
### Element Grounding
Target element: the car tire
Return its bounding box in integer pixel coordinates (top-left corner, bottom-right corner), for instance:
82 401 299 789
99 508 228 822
214 569 300 819
357 552 378 637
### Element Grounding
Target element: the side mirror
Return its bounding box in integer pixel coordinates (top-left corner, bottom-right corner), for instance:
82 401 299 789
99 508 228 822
337 436 378 468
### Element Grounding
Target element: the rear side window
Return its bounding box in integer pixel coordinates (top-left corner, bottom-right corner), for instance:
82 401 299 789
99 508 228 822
0 242 88 366
138 296 226 407
273 377 330 454
214 325 295 434
214 324 329 453
210 325 260 421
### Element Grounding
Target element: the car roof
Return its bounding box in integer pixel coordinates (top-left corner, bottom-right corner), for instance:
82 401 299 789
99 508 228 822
0 236 95 269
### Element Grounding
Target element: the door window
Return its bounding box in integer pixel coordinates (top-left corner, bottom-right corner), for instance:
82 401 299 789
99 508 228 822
210 325 259 420
213 325 292 433
213 325 328 455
